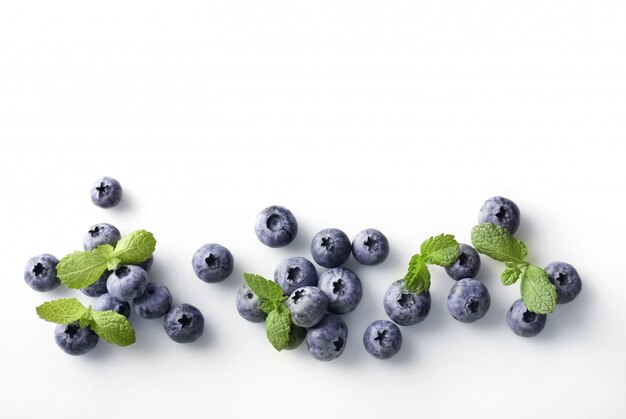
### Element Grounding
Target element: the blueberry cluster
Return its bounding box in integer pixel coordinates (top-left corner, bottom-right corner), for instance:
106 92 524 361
478 196 582 337
239 205 391 361
24 178 206 355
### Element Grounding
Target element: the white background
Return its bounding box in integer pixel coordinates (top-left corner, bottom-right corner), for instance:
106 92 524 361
1 1 625 418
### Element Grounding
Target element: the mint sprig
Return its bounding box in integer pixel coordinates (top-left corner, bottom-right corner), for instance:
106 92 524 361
57 230 156 289
404 234 460 294
36 298 135 346
471 223 557 314
243 273 291 351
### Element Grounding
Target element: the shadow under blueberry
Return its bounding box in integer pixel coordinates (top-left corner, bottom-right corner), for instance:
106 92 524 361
107 191 133 213
535 281 592 342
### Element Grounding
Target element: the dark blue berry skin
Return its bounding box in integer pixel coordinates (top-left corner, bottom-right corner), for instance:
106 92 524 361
306 313 348 361
478 196 521 234
383 280 431 326
254 205 298 248
445 243 481 280
24 254 60 292
133 283 172 319
363 320 402 359
447 278 490 323
93 293 131 318
90 176 123 209
318 268 362 314
107 265 148 302
164 304 204 343
192 243 234 283
274 256 318 295
138 254 154 272
310 228 351 268
236 284 267 323
544 261 582 304
285 286 328 328
352 229 390 266
83 223 121 251
80 271 111 297
55 322 99 355
507 299 547 337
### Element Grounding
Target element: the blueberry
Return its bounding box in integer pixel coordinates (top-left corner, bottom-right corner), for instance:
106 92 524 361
192 243 234 283
447 278 490 323
274 256 318 295
310 228 351 268
478 196 521 234
164 304 205 343
254 205 298 248
445 243 481 280
506 299 547 337
352 229 390 266
318 268 362 314
83 223 121 251
106 265 148 302
138 254 154 272
306 313 348 361
285 286 328 328
55 322 99 355
133 283 172 319
285 325 307 350
93 293 131 318
363 320 402 360
383 280 431 326
236 284 267 323
24 254 60 292
90 176 123 209
80 271 111 297
544 261 582 304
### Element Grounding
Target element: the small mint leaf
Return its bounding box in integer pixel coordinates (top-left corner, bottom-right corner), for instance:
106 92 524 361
501 264 522 285
420 234 460 267
106 258 121 271
90 310 136 346
36 298 87 324
96 244 115 260
265 304 291 351
260 300 276 314
57 250 108 289
79 308 92 329
471 224 528 264
243 273 284 302
404 255 431 294
111 230 156 266
520 265 557 314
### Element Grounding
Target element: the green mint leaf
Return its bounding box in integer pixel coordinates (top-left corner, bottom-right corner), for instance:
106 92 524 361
501 264 522 285
420 234 460 266
471 224 528 264
35 298 87 324
90 310 136 346
404 255 431 294
106 258 121 271
520 265 557 314
265 303 291 351
111 230 157 266
95 244 115 260
260 300 277 314
78 308 93 328
243 273 284 302
57 250 108 289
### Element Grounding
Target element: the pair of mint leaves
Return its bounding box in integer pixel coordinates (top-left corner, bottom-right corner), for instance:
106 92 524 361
36 298 135 346
402 226 557 314
404 234 460 294
36 229 157 347
471 223 556 314
243 273 292 351
57 230 156 289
